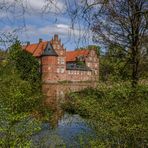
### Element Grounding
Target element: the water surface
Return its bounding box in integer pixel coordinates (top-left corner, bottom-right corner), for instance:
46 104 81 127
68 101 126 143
33 82 96 147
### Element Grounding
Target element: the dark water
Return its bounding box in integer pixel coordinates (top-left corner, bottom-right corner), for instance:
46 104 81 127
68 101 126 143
33 82 96 147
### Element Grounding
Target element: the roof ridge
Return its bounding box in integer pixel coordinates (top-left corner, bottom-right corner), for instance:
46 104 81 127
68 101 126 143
30 41 47 44
66 49 89 52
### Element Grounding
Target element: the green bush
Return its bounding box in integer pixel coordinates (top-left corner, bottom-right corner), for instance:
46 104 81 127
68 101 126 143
63 83 148 147
0 62 42 147
0 64 41 114
8 40 41 85
0 41 43 147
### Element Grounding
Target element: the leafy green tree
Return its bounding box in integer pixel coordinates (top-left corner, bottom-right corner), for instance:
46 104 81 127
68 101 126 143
0 41 43 147
139 36 148 79
100 44 130 81
65 0 148 87
8 40 41 85
76 45 101 56
0 62 41 147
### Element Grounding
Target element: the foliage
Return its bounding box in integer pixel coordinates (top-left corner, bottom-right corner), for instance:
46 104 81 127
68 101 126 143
100 44 131 81
0 64 42 113
87 45 101 56
63 83 148 147
0 40 44 147
76 45 101 56
8 40 41 85
0 61 42 147
0 49 7 58
76 61 85 66
66 0 148 87
100 43 148 82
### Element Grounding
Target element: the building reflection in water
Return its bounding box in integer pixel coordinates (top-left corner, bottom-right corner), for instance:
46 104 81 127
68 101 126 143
42 82 96 127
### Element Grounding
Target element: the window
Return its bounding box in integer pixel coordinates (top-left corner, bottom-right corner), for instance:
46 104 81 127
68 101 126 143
60 51 63 55
95 64 98 68
48 66 51 70
57 68 60 73
57 67 65 73
61 58 65 64
58 57 65 64
87 72 91 75
57 58 60 64
61 67 65 73
87 63 90 67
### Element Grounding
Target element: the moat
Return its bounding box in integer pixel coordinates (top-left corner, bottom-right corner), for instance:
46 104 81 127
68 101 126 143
33 82 97 147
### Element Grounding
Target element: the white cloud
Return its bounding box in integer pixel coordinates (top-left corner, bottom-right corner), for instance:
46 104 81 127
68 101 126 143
56 24 69 29
1 23 87 43
0 23 93 49
20 23 83 37
1 0 65 14
0 0 66 25
39 23 87 37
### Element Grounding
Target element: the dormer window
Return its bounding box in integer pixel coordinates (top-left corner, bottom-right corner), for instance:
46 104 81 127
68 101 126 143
42 42 58 56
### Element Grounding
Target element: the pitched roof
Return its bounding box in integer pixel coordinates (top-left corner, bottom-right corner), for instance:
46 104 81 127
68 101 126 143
23 41 48 57
23 41 90 61
66 50 89 62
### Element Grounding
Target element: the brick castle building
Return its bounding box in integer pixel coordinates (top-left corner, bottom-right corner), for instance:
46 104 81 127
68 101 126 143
23 35 99 83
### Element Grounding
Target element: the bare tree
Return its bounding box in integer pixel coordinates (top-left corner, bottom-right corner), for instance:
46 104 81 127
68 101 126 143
0 0 27 48
64 0 148 87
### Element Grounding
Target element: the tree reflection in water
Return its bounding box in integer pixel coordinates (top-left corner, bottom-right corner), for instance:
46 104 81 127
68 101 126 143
32 82 96 147
42 82 96 128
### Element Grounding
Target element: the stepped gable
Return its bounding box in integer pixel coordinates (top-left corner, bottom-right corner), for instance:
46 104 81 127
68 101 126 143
22 34 99 82
23 35 90 62
50 34 66 56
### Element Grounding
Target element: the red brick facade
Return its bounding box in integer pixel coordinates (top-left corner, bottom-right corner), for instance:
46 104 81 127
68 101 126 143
23 35 99 83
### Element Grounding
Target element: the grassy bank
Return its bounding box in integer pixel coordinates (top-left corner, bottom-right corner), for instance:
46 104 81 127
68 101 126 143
63 82 148 147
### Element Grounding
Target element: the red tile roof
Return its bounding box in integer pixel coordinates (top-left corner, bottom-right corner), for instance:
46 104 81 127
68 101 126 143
23 41 90 61
66 50 89 62
23 41 48 57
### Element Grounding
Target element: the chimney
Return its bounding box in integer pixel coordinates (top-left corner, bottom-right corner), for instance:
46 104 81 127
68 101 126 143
39 38 42 43
54 34 58 40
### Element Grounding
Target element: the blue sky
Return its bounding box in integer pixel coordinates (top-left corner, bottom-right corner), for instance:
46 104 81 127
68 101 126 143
0 0 93 50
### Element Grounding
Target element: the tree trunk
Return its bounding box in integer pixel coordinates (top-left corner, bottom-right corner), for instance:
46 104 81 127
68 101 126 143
131 48 139 88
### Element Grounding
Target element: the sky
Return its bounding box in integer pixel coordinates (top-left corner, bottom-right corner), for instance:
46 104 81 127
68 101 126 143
0 0 94 50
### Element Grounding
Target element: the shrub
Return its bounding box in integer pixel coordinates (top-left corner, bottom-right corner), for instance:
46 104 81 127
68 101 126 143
8 40 41 85
0 40 56 147
63 83 148 147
